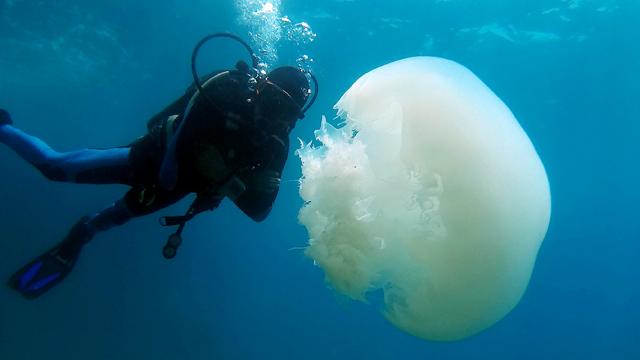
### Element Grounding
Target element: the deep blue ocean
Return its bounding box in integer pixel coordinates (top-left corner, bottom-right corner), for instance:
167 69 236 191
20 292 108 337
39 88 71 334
1 0 638 359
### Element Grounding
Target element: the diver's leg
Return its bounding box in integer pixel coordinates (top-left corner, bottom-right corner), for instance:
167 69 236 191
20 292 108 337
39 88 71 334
0 124 132 184
9 188 189 298
7 200 134 298
61 186 190 254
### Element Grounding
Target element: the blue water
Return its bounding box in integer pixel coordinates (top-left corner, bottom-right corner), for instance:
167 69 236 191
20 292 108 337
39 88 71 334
1 0 638 359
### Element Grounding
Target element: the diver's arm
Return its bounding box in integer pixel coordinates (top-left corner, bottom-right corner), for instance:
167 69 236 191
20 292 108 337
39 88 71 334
229 135 289 222
231 170 283 222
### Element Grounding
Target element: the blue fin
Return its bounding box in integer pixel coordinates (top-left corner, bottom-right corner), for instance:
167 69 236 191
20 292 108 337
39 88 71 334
8 243 82 299
18 260 43 290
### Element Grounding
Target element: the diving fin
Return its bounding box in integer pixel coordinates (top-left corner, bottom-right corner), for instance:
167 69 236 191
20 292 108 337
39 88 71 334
8 217 92 299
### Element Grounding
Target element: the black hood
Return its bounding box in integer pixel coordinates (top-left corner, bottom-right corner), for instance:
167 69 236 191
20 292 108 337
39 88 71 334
266 66 310 108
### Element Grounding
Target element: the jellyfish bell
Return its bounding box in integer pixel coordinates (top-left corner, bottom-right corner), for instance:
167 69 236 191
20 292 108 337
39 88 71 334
297 57 551 341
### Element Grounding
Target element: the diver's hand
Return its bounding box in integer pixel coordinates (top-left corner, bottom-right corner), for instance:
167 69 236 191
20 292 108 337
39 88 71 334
0 109 12 126
249 170 281 193
251 134 285 168
219 176 247 201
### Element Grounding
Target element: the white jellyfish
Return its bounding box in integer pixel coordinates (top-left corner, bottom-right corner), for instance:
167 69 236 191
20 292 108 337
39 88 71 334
297 57 551 341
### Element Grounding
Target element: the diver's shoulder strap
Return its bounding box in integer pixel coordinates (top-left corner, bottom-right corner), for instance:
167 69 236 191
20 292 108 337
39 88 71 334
163 114 179 147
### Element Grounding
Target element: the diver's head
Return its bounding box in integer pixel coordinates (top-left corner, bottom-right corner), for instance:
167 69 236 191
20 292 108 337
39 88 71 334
254 66 311 132
266 66 311 108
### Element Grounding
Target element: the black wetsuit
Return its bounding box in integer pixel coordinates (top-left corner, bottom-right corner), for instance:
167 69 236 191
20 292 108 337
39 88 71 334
1 68 295 299
0 70 290 225
126 69 290 221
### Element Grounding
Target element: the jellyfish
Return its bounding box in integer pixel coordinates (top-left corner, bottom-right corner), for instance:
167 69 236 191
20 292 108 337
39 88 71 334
297 57 551 341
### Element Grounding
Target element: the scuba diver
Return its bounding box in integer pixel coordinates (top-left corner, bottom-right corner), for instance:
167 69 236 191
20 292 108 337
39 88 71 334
0 33 317 299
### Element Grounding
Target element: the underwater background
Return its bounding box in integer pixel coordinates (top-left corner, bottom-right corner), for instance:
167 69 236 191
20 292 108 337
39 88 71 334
0 0 638 359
